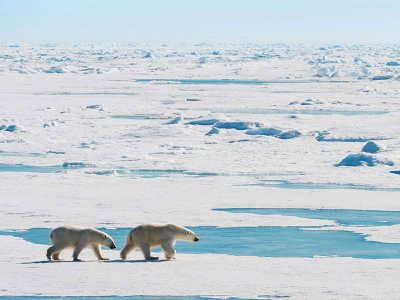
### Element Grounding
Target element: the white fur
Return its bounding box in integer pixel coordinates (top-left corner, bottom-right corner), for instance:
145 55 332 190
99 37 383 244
46 225 116 261
120 224 199 260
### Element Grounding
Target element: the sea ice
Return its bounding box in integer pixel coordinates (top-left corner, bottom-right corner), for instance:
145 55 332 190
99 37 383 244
361 141 383 153
336 153 394 167
275 130 302 139
213 121 261 130
245 127 282 136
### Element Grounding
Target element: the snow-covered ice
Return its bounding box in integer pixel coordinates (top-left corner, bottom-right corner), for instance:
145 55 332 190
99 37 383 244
1 43 400 299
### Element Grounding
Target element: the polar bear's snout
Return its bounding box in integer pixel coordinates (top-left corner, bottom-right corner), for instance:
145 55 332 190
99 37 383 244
110 242 116 249
194 236 199 242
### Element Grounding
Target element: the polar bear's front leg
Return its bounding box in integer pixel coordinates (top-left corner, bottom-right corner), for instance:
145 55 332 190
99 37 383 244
92 245 108 260
161 240 176 260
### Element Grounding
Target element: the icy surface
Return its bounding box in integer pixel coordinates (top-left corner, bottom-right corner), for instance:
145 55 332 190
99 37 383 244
1 236 400 299
1 43 400 299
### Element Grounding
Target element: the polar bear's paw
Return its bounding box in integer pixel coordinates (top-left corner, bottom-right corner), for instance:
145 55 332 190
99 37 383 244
145 256 159 260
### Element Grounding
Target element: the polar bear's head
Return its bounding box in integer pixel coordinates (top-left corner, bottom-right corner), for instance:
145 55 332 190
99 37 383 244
181 228 199 242
101 233 117 249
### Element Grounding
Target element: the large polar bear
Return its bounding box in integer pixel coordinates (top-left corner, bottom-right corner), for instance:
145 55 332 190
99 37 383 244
46 225 116 261
120 224 199 260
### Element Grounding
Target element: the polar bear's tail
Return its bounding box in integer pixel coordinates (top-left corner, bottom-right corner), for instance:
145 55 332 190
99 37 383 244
49 230 55 244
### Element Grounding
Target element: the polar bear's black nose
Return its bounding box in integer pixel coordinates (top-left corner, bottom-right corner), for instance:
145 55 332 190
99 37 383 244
194 237 199 242
110 244 116 249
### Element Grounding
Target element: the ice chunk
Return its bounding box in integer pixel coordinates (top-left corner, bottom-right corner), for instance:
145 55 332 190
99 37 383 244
198 57 207 64
275 130 302 139
86 104 103 110
43 121 59 128
361 141 383 154
245 127 282 136
166 116 183 125
206 127 222 136
186 119 220 126
372 75 393 81
336 153 394 167
44 66 67 74
315 65 338 78
62 162 95 169
143 52 152 58
361 66 370 76
214 121 261 130
0 124 21 132
316 132 387 142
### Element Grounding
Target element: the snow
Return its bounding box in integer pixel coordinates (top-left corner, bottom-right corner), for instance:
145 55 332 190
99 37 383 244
1 236 400 299
1 43 400 299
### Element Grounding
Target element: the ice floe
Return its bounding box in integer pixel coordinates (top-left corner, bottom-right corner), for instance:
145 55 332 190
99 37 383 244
336 153 394 167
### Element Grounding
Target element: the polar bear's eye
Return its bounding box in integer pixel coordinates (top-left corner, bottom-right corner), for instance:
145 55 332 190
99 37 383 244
104 235 107 239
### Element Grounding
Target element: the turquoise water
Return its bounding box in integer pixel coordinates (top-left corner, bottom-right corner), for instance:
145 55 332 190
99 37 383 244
247 180 400 192
0 163 91 173
135 79 322 85
211 108 386 116
214 208 400 226
88 169 219 178
111 114 160 120
2 220 400 259
0 164 215 177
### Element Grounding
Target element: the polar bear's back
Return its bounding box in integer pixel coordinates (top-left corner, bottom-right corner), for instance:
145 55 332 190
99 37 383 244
130 224 185 246
50 225 86 246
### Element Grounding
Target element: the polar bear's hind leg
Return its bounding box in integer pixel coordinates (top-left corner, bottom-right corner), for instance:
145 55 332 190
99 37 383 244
120 234 138 260
52 251 61 260
46 245 65 261
140 244 159 260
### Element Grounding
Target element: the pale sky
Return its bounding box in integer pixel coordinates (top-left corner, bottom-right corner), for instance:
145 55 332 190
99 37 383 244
1 0 399 44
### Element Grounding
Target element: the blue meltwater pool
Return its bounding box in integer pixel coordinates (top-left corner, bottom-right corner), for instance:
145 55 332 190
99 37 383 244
1 208 400 259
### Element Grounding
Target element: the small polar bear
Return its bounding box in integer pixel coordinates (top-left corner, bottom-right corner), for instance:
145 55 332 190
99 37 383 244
120 223 199 260
46 225 116 261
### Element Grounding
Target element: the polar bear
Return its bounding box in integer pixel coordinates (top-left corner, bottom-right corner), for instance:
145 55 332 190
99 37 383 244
46 225 116 261
120 224 199 260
